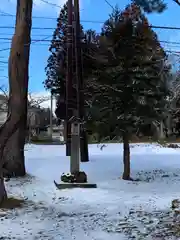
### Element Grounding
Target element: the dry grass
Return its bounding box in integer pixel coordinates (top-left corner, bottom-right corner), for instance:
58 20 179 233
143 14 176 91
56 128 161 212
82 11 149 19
0 197 26 210
129 136 180 144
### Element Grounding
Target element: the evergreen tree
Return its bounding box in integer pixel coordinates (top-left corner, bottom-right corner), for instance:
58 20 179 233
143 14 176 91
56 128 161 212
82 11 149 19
44 2 97 117
133 0 166 13
44 3 67 95
90 4 170 179
133 0 180 13
44 2 97 161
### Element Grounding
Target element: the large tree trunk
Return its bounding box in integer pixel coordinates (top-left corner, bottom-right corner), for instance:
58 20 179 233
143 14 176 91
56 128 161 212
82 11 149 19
0 111 25 203
122 131 131 180
2 0 32 178
3 128 26 177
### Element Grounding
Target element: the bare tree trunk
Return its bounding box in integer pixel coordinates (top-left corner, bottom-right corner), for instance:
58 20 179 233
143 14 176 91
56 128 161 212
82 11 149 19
80 128 89 162
152 121 165 140
122 131 131 180
2 0 32 178
0 176 7 205
66 122 71 156
166 114 172 137
159 121 165 139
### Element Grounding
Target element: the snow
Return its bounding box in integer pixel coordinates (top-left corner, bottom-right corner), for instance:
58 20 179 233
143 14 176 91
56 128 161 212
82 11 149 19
1 143 180 239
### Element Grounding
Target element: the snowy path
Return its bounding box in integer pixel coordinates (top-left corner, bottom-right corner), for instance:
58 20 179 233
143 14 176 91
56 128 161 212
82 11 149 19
1 143 180 239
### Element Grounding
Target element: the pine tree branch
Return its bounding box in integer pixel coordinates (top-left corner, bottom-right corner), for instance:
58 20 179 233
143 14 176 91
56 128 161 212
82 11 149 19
173 0 180 6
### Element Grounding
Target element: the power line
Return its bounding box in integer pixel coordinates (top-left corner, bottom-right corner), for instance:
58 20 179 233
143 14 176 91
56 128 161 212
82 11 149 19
160 40 180 45
0 12 180 34
3 33 180 47
0 41 50 46
0 32 51 37
0 41 178 54
0 36 52 52
0 13 57 20
0 47 11 52
0 0 84 18
38 0 62 8
0 24 180 31
0 26 53 30
0 0 63 11
0 9 57 20
0 11 180 30
104 0 114 9
0 41 47 46
0 37 180 47
0 12 103 22
0 37 52 41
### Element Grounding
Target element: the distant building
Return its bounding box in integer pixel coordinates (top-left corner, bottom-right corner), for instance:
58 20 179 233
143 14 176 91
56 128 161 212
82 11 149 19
0 94 42 128
0 94 64 141
0 94 8 126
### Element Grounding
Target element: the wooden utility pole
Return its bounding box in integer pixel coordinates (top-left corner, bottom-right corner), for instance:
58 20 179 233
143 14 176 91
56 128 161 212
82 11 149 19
66 0 73 156
68 3 81 174
74 0 89 162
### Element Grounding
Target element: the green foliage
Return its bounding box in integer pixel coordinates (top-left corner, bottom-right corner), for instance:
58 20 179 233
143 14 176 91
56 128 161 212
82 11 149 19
44 2 172 141
44 2 68 94
44 2 98 122
132 0 167 13
88 5 170 140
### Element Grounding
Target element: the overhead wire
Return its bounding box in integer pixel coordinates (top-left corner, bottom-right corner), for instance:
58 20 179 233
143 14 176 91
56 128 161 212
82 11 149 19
0 1 178 75
0 23 180 31
104 0 114 9
0 37 180 47
38 0 62 8
0 11 180 30
0 2 179 54
0 35 52 52
0 37 180 51
0 41 179 53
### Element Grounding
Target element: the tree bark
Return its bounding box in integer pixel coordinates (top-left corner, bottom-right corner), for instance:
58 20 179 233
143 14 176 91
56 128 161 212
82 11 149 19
0 176 7 205
66 121 71 156
0 109 25 202
2 129 26 177
166 114 172 137
2 0 32 178
80 128 89 162
159 121 165 139
122 131 131 180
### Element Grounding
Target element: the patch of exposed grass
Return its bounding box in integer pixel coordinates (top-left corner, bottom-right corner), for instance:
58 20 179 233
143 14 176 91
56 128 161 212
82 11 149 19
166 143 180 148
0 197 25 210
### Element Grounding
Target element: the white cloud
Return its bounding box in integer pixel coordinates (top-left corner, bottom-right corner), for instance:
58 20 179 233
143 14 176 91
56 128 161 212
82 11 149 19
30 91 56 113
0 90 57 114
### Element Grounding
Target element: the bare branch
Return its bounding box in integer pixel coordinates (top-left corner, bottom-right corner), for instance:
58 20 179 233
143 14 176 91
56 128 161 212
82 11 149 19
28 93 50 108
0 85 8 99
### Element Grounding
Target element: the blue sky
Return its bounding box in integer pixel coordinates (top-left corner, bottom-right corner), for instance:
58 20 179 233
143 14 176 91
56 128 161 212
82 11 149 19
0 0 179 104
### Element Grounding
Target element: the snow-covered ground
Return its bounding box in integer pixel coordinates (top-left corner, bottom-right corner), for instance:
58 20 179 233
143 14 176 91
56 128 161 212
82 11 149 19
1 143 180 239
